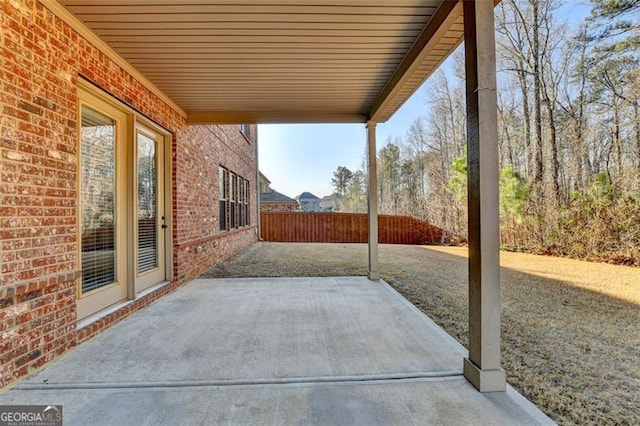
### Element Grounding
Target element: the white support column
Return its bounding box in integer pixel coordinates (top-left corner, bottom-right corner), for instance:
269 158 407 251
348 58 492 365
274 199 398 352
462 0 506 392
366 120 380 280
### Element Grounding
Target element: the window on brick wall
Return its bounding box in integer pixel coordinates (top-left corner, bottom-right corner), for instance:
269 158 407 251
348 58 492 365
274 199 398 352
219 167 228 231
245 179 250 226
219 167 250 231
230 172 237 229
238 177 244 228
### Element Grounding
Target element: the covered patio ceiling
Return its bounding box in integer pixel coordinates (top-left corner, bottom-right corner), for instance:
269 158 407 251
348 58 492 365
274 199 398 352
41 0 507 393
50 0 464 124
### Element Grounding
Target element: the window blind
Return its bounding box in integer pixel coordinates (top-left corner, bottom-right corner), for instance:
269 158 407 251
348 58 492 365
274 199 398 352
80 106 117 293
137 132 158 274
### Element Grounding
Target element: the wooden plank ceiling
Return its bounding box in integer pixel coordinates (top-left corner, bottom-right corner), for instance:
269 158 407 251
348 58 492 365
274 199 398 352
59 0 464 124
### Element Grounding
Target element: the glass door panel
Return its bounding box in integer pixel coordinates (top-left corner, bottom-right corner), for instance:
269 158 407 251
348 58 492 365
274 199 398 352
80 106 116 293
137 132 158 274
77 89 128 321
135 126 165 291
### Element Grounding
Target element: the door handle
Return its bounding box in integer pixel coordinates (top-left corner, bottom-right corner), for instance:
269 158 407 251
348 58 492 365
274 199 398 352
161 216 167 229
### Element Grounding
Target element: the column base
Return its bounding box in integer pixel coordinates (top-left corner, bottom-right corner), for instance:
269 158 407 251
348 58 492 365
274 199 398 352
463 358 506 392
367 270 380 280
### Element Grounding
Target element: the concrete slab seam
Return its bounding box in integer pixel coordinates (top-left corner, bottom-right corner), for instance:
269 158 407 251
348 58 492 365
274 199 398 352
15 371 464 391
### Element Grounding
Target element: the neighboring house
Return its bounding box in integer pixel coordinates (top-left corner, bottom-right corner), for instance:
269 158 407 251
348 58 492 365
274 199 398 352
260 190 299 212
1 2 258 389
258 171 271 194
259 172 297 212
296 192 322 212
320 194 339 212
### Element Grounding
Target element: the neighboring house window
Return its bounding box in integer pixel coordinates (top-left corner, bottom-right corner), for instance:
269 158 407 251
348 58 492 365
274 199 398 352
219 167 228 231
239 124 250 139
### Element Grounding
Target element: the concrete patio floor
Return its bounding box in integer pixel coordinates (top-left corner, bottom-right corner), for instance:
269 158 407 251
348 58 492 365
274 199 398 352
0 277 553 425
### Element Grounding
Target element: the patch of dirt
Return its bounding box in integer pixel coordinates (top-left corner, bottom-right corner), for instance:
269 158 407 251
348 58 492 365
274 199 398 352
203 242 640 425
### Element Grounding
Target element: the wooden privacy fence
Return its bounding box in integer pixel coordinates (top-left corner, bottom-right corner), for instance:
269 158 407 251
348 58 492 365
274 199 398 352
260 212 444 244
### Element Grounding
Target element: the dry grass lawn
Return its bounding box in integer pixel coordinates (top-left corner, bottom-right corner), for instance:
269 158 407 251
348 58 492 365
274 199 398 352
202 242 640 425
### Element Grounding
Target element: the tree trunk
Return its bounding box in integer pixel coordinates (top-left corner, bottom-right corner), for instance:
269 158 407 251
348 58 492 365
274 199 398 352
635 103 640 171
573 116 583 189
576 27 591 189
613 100 622 180
540 64 560 203
531 0 544 204
518 67 532 180
498 103 516 169
547 103 561 202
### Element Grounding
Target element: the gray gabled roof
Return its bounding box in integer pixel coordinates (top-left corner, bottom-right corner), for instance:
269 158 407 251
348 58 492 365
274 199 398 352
260 190 297 204
295 192 320 201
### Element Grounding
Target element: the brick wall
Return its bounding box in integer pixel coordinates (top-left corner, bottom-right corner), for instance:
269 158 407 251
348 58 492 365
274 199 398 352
173 125 257 282
1 0 257 389
260 203 298 213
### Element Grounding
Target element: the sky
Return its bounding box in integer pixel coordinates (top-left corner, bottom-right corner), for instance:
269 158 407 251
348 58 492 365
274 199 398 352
257 71 448 199
257 92 430 199
257 1 592 200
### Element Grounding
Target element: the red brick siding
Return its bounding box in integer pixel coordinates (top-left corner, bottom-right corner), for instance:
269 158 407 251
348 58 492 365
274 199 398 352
1 0 257 389
173 124 257 282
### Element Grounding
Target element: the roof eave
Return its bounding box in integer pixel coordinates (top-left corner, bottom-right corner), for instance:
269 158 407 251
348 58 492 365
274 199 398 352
368 0 464 123
187 111 369 125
